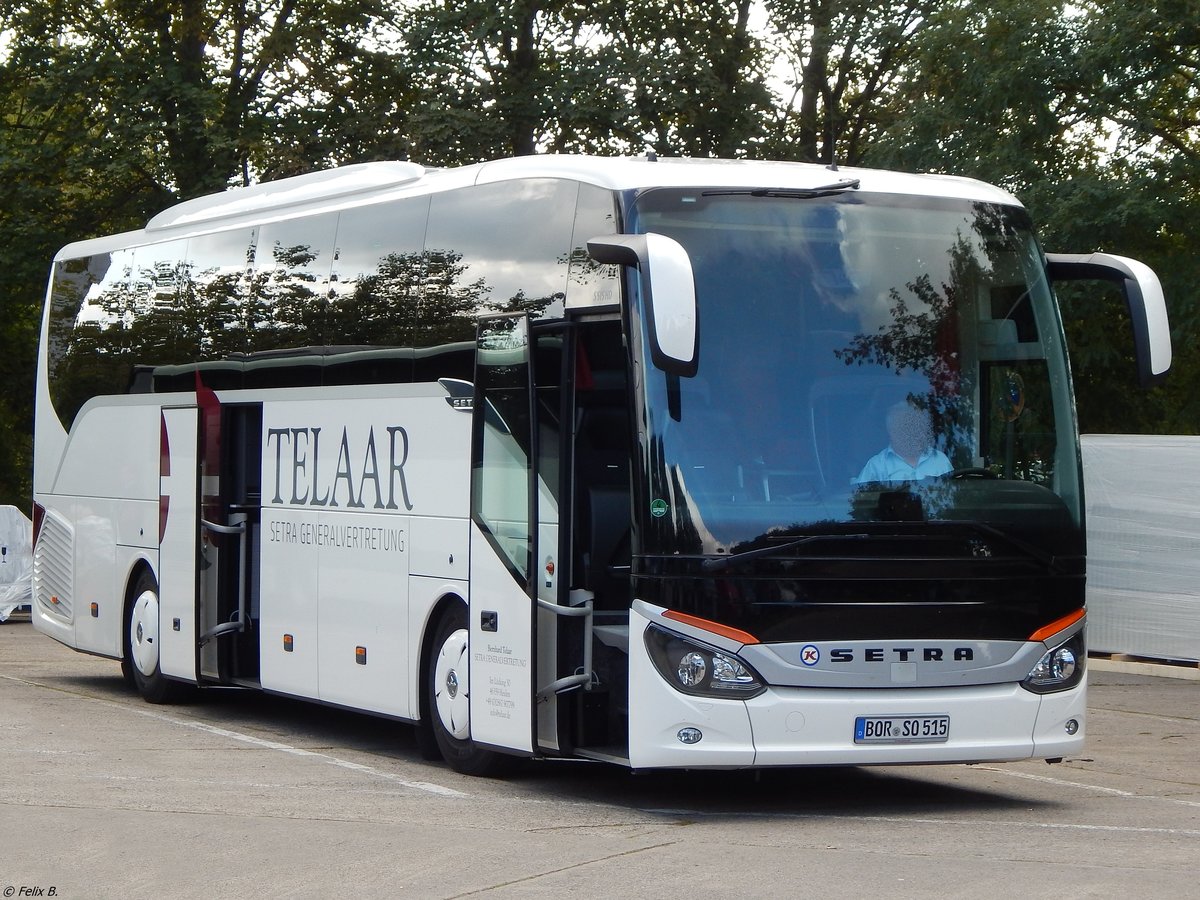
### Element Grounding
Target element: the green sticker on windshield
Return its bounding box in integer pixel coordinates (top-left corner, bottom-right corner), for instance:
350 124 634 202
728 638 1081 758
650 499 668 518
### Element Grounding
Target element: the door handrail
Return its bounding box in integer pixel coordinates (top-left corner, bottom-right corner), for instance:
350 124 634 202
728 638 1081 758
535 597 595 699
199 515 248 645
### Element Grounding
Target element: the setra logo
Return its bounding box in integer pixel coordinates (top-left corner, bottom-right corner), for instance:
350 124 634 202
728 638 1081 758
830 646 975 662
800 644 820 666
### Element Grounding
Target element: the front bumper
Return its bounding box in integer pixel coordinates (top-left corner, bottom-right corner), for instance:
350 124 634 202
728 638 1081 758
627 606 1086 769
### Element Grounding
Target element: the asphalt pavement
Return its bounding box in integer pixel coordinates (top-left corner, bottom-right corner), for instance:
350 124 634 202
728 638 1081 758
1 612 1197 899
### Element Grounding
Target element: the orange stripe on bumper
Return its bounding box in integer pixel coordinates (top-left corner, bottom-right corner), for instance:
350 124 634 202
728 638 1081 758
1028 608 1085 643
662 609 760 645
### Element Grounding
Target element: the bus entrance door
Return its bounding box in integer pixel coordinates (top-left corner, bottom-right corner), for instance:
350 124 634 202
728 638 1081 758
195 399 263 687
159 407 200 682
157 398 260 687
468 314 540 756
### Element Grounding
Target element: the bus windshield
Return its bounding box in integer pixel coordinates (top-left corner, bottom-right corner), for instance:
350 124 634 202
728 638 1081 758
629 189 1081 559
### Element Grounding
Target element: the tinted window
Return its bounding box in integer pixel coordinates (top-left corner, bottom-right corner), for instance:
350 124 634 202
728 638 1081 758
424 179 577 345
330 196 429 347
46 178 596 428
254 215 338 347
473 315 533 581
47 239 202 421
630 191 1078 553
567 184 620 308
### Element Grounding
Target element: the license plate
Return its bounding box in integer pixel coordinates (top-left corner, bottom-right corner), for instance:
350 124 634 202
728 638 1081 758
854 714 950 744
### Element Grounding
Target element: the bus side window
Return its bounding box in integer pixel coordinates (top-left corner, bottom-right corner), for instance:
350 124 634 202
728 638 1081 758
330 195 430 372
47 239 194 427
424 178 578 335
568 184 620 310
182 227 260 378
248 214 339 360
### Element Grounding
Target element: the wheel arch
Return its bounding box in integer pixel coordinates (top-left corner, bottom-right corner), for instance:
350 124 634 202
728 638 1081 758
417 592 467 726
119 555 158 677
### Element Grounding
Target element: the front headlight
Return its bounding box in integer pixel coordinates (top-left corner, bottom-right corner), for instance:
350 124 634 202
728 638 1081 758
645 623 766 699
1022 632 1085 694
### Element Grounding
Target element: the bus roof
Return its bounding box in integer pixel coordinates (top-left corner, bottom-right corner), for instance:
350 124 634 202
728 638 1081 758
54 154 1022 261
474 154 1019 205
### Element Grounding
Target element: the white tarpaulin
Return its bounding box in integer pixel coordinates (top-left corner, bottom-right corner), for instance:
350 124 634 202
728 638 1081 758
0 505 33 621
1082 434 1200 662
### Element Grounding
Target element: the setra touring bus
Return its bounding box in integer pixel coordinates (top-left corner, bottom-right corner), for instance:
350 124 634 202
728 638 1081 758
31 155 1171 774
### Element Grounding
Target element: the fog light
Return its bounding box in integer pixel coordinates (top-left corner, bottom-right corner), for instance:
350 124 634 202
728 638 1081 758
677 727 703 744
1065 719 1079 735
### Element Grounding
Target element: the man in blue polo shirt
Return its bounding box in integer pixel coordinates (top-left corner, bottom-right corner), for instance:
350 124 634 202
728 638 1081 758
855 400 952 483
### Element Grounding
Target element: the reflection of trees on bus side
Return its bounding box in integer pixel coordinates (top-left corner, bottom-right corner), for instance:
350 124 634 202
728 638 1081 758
48 242 561 426
261 243 325 346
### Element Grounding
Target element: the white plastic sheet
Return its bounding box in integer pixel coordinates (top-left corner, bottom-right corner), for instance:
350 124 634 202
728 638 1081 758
1082 435 1200 662
0 505 33 621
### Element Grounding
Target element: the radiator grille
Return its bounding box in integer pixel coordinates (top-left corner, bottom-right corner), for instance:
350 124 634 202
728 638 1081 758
33 511 74 621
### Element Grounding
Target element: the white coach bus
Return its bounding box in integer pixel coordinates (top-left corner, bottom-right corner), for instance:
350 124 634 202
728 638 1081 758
32 155 1171 775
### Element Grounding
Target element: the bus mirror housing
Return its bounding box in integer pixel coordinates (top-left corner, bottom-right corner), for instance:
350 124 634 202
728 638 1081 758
587 233 699 377
1046 252 1172 388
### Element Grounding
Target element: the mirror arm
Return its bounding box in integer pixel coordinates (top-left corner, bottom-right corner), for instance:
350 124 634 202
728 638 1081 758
587 234 698 377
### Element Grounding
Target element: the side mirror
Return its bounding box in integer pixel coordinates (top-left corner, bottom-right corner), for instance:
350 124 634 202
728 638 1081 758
586 233 698 376
1046 252 1172 388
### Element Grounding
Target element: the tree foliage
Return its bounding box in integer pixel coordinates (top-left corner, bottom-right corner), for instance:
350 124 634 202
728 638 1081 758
397 0 774 162
0 0 1197 507
760 0 942 164
0 0 398 505
867 0 1200 434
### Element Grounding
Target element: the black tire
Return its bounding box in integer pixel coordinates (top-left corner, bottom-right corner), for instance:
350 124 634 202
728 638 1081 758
426 603 513 777
414 673 442 762
120 652 135 687
125 570 188 704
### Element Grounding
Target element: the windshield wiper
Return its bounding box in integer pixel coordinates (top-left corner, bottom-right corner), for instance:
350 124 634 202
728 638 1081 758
703 179 861 200
701 533 871 573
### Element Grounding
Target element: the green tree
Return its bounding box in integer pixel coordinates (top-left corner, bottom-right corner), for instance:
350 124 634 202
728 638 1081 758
870 0 1200 434
398 0 774 162
2 1 400 197
604 0 772 157
1065 1 1200 432
760 0 943 164
0 1 401 506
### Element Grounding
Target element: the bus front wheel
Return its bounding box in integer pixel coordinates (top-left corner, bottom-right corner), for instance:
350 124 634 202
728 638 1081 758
426 603 512 777
126 570 186 704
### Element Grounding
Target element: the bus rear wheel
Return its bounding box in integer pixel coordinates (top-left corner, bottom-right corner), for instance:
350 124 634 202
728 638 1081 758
126 570 187 704
426 603 512 777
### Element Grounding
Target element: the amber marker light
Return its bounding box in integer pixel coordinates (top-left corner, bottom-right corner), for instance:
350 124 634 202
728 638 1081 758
1028 608 1085 643
662 609 759 646
283 634 294 652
